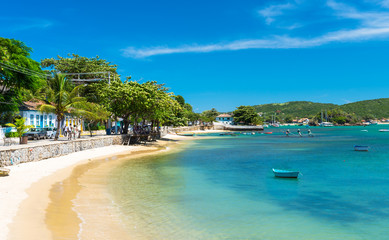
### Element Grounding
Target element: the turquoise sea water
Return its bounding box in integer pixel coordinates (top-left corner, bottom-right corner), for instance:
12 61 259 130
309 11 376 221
108 126 389 239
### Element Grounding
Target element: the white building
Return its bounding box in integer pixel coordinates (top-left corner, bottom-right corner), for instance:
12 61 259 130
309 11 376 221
19 101 57 128
216 114 234 125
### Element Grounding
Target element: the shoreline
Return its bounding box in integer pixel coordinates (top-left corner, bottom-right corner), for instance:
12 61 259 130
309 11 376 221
0 133 198 240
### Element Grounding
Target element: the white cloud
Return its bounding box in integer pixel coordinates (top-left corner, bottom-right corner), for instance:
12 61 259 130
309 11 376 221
327 0 389 27
122 1 389 58
258 3 294 25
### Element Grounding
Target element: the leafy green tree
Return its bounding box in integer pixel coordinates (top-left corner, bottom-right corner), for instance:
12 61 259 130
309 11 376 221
233 106 262 125
0 37 45 113
41 54 119 104
313 108 359 125
82 102 111 136
200 108 219 123
5 117 33 144
39 74 90 140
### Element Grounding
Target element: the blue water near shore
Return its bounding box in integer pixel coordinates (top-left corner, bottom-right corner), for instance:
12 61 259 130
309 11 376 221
109 126 389 239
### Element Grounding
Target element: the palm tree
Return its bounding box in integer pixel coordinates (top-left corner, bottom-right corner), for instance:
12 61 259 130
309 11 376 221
39 74 88 140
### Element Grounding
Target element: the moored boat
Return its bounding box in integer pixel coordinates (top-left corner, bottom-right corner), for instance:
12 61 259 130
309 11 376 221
319 122 334 127
379 129 389 132
0 167 10 176
354 145 369 151
272 168 299 178
264 132 273 134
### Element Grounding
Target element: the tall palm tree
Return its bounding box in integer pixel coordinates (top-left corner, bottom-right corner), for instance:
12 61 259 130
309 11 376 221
39 74 88 140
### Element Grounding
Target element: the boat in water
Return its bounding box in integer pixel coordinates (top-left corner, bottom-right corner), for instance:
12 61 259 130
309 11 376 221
319 122 334 127
354 145 369 151
272 168 299 178
264 132 273 134
379 129 389 132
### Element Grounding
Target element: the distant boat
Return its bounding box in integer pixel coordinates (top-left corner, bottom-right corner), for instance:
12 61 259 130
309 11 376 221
178 133 194 136
319 122 334 127
272 168 299 178
379 129 389 132
354 145 369 151
0 167 10 176
264 132 273 134
361 130 368 132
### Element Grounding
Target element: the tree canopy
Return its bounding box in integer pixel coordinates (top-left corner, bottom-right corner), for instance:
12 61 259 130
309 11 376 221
233 106 262 125
0 37 45 113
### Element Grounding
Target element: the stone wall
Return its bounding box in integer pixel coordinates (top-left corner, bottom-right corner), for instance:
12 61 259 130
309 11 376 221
0 135 122 167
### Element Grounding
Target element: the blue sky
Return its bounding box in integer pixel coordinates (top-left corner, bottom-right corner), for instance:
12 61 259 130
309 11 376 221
1 0 389 112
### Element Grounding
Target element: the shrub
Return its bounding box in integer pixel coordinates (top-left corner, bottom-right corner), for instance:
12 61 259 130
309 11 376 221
5 132 19 138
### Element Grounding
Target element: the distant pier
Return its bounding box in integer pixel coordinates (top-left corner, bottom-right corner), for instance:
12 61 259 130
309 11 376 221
223 125 264 131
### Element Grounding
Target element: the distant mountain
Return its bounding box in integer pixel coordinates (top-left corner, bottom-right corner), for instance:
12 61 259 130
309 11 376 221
252 101 337 117
252 98 389 119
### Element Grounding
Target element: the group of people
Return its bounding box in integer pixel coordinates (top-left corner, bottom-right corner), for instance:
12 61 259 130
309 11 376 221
63 125 81 140
286 129 313 137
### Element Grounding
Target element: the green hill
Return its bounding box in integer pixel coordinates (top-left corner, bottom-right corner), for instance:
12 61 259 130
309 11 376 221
340 98 389 119
252 98 389 119
252 101 337 118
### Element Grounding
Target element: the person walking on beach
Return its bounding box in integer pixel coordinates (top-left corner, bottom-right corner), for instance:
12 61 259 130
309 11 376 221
77 124 81 138
67 125 72 140
73 125 77 140
297 129 302 137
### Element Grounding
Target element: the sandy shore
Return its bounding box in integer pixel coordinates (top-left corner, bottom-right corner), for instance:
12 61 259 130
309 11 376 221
0 134 195 240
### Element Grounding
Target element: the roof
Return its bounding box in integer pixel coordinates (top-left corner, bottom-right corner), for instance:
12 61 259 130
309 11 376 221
217 114 232 118
19 100 46 111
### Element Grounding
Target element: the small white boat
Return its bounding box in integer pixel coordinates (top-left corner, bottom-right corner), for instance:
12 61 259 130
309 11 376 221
379 129 389 132
320 122 334 127
0 167 10 176
354 145 369 151
272 168 299 178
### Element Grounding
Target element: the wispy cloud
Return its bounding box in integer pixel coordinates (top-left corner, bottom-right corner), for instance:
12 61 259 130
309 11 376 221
0 17 53 32
258 3 294 25
122 1 389 58
122 27 389 58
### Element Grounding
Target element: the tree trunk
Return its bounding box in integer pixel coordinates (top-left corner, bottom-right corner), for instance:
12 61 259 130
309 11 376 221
122 115 130 135
54 116 62 141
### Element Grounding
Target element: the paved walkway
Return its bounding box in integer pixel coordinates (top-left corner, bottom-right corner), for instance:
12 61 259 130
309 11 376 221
0 132 119 151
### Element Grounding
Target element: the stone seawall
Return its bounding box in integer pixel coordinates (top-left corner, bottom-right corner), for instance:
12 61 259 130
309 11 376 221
0 136 122 167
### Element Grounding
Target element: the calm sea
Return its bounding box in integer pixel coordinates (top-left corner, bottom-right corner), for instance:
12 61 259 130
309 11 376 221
108 126 389 239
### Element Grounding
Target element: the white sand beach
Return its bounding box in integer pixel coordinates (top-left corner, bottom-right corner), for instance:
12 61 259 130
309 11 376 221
0 134 196 240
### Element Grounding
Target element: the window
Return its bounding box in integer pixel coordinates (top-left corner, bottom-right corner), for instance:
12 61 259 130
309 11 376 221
49 115 53 127
36 115 39 127
30 114 34 126
44 115 47 127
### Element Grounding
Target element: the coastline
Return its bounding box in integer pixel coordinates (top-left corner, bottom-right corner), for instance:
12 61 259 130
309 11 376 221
0 133 199 240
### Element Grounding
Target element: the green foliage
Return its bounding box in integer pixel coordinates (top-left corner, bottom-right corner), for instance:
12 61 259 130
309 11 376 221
0 37 45 113
200 108 219 123
340 98 389 120
96 79 182 131
39 74 91 140
233 106 262 125
253 101 337 119
253 99 389 122
5 117 33 143
41 54 120 105
5 132 19 138
312 108 359 125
